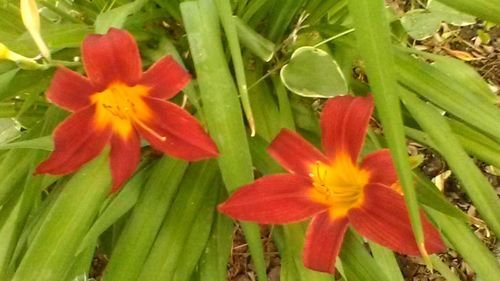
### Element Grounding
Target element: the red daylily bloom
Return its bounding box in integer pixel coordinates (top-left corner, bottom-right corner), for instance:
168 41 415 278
35 28 218 191
218 95 445 274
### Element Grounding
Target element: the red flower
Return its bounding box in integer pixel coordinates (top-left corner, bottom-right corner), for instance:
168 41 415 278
35 28 218 191
218 95 445 273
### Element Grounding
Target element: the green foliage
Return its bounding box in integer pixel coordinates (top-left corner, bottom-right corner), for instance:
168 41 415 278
0 0 498 281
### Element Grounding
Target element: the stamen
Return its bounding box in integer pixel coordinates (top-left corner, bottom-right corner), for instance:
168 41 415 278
134 118 167 142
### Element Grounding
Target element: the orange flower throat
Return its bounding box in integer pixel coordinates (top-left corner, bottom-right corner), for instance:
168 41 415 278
309 154 369 218
91 82 163 140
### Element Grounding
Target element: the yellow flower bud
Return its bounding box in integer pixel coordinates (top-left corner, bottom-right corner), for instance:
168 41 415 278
20 0 51 60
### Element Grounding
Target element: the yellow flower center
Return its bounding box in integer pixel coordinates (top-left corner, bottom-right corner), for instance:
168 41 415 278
91 82 155 138
309 154 370 218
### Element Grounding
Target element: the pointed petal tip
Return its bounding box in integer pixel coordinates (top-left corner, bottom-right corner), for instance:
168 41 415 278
303 214 348 274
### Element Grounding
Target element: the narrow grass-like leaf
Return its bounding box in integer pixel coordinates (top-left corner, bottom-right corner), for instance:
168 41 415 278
426 207 500 281
435 0 500 24
215 0 256 136
247 69 281 141
266 0 305 42
12 154 111 281
273 75 296 130
400 88 500 237
77 165 150 254
0 135 52 151
63 246 95 281
395 51 500 141
369 242 405 281
340 230 389 281
430 255 461 281
234 16 275 62
138 160 218 281
413 171 469 222
197 209 234 281
102 157 187 281
347 0 426 255
173 181 221 281
0 149 33 206
181 1 267 280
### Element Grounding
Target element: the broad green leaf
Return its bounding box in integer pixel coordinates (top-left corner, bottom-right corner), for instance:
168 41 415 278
435 0 500 24
340 230 389 281
395 50 500 142
428 0 475 26
0 119 20 144
0 69 19 101
77 166 150 254
215 0 255 136
369 243 404 281
426 208 500 281
12 154 111 281
400 10 441 40
400 88 500 237
94 0 149 34
266 0 305 41
10 23 91 56
280 46 348 98
247 68 281 142
0 149 35 206
181 1 267 280
102 157 187 281
429 255 461 281
234 16 275 62
172 182 221 281
0 135 52 151
138 160 218 281
197 209 233 281
348 0 426 259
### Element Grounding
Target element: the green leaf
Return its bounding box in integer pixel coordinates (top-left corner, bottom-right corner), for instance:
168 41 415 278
0 135 52 151
340 230 389 281
400 88 500 237
426 207 500 281
234 16 275 62
197 209 233 281
434 0 500 24
137 160 218 281
400 10 441 40
77 165 150 254
369 243 405 281
181 1 267 280
280 46 348 98
172 183 221 281
94 0 149 34
347 0 426 259
102 157 187 281
12 154 111 281
428 0 476 26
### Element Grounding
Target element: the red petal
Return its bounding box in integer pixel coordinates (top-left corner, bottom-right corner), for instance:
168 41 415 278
320 95 373 162
303 213 348 274
140 55 191 99
45 66 95 112
135 97 218 161
82 28 142 88
109 132 141 192
218 174 326 224
348 184 446 255
35 106 112 175
268 129 328 176
361 149 398 186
